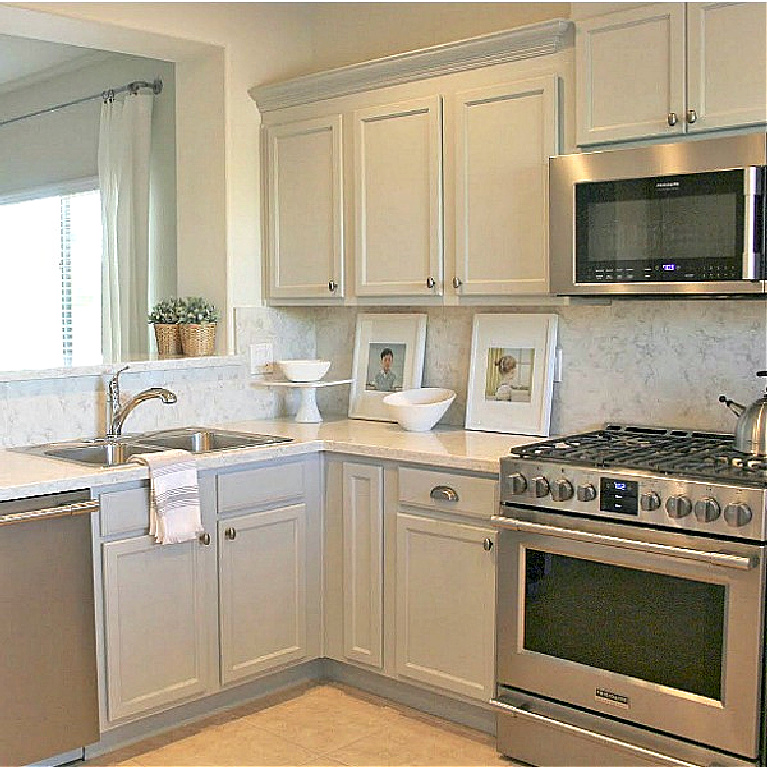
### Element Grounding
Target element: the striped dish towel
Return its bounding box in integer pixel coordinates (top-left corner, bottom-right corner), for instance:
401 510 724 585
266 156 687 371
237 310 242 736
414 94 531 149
129 449 204 544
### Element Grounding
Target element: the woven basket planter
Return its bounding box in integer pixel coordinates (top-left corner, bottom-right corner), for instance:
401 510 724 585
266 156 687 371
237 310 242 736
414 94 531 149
179 323 217 357
153 323 182 358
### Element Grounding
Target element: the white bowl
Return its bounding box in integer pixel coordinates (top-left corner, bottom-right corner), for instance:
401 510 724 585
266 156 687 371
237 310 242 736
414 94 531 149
383 388 456 432
277 359 331 382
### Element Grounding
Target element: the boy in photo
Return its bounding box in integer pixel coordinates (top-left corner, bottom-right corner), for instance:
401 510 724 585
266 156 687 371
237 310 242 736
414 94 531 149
374 347 398 391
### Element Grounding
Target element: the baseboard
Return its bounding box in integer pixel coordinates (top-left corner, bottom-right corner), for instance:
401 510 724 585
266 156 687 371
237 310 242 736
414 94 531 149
323 659 496 736
85 658 496 760
85 660 324 759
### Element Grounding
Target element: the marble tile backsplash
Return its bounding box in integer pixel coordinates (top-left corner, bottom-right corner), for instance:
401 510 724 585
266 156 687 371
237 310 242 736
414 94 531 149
1 300 764 448
303 300 767 436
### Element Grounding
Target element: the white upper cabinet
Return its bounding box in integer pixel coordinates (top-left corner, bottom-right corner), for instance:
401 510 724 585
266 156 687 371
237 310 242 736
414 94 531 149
577 4 686 144
687 2 767 133
452 76 559 296
353 96 444 298
577 3 767 145
265 115 344 300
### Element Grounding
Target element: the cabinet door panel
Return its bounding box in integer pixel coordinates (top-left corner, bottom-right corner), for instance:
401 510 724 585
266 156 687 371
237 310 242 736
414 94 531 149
342 462 383 668
454 76 558 296
396 512 496 700
354 96 443 296
687 2 767 132
267 116 344 299
577 4 685 145
103 535 209 721
219 504 307 684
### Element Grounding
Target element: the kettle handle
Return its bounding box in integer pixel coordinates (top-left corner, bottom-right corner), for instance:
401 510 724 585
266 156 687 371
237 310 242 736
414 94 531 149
719 395 747 417
758 371 767 377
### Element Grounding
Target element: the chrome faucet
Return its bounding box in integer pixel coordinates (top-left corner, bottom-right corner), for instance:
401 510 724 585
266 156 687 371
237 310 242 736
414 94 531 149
106 365 178 438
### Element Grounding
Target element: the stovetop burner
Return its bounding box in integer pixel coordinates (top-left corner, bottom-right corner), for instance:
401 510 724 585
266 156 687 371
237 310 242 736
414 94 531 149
513 423 767 487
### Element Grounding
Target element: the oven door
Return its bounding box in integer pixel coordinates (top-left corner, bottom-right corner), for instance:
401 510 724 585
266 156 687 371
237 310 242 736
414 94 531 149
493 512 766 759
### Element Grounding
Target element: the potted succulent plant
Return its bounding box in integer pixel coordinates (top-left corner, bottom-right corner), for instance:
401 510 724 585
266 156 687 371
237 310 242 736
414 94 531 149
148 298 185 357
177 296 220 357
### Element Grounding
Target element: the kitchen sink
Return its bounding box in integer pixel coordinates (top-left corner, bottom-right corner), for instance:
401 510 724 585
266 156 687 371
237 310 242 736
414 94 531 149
137 427 292 453
41 440 166 467
17 428 293 467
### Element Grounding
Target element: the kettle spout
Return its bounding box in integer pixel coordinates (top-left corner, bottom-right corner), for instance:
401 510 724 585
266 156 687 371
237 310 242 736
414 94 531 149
719 395 746 417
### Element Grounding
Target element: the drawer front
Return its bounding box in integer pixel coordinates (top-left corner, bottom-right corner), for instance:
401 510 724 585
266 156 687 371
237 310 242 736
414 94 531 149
217 461 305 513
398 467 497 519
99 487 151 537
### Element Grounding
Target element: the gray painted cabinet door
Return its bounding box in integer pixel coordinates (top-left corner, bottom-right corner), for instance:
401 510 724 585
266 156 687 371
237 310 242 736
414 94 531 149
395 512 496 701
342 462 384 669
218 504 308 685
102 534 211 722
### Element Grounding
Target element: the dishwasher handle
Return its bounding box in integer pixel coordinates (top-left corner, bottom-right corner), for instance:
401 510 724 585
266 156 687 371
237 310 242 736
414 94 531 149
0 500 99 527
490 515 758 571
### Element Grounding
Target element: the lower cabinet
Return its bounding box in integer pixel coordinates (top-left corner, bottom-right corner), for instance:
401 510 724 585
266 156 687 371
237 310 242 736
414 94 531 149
395 511 497 701
219 504 308 684
102 533 211 721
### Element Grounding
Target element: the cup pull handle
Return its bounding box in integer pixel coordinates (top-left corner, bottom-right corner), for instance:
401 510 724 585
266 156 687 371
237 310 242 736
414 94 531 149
430 485 459 503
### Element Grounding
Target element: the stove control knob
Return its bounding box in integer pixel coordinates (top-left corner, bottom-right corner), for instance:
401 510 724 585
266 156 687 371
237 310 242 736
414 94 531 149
533 476 550 498
724 502 753 528
551 478 574 502
666 495 692 519
577 483 597 503
694 497 721 523
640 492 661 512
506 472 528 495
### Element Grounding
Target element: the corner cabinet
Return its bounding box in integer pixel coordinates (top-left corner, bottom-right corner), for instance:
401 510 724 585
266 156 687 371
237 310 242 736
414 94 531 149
576 2 767 145
252 20 572 305
264 115 345 300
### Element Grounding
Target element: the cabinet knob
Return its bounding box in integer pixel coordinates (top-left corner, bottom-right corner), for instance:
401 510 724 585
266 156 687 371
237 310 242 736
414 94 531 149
199 532 211 546
426 277 436 289
430 485 459 503
452 276 463 289
328 280 338 293
686 108 698 124
667 112 678 127
483 538 494 551
224 527 237 540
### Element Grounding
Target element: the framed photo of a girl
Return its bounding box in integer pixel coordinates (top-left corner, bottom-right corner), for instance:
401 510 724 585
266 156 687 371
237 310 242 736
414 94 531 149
465 314 558 435
349 314 426 421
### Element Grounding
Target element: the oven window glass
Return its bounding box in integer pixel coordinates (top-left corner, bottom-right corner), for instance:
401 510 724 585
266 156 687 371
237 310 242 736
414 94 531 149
523 550 725 700
575 169 744 274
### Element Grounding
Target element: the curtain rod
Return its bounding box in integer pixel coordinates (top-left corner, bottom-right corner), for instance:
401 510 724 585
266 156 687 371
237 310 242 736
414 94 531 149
0 78 163 130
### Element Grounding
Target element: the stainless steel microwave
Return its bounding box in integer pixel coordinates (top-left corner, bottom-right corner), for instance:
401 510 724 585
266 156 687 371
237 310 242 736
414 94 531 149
549 133 767 296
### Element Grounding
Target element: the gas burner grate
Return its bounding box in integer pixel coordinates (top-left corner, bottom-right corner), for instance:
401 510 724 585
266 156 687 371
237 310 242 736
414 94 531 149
511 424 767 486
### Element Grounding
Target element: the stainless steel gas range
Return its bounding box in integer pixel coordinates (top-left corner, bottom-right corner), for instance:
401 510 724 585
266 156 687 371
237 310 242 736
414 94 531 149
492 424 767 767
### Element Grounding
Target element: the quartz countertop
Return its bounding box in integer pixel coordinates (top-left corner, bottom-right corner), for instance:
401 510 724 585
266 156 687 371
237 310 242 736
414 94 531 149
0 418 541 501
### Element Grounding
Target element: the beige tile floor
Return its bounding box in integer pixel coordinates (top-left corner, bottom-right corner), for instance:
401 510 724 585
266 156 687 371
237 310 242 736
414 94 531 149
87 683 514 766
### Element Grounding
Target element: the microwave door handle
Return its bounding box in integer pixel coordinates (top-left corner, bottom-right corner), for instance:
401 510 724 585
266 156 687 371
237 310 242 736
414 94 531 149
743 167 760 280
490 516 757 571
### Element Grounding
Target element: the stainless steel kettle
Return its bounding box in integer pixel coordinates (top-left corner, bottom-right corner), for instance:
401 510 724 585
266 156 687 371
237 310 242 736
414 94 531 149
720 371 767 456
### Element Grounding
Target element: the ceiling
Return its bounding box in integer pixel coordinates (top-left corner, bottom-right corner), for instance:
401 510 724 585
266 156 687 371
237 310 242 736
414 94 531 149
0 34 94 88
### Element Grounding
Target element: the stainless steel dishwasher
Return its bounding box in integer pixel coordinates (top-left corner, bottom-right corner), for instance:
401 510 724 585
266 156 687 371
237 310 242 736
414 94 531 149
0 490 100 766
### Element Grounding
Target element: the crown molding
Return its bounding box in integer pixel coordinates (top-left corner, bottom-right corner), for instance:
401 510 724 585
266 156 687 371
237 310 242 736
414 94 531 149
250 19 572 113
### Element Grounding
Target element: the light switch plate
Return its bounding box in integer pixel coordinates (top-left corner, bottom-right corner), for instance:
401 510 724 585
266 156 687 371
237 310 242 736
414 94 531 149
250 342 273 375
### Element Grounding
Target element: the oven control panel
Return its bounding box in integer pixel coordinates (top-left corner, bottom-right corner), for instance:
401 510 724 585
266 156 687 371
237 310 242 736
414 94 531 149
499 459 767 540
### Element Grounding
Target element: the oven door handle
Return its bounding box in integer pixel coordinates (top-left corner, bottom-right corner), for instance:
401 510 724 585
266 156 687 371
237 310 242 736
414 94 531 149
490 699 705 767
490 516 758 571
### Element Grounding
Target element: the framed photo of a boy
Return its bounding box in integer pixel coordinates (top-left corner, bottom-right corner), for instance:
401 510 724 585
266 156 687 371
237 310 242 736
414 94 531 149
465 314 558 435
349 314 427 421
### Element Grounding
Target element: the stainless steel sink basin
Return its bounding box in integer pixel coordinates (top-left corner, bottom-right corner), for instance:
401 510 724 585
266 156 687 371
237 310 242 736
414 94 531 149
42 440 166 467
17 428 293 467
137 427 292 453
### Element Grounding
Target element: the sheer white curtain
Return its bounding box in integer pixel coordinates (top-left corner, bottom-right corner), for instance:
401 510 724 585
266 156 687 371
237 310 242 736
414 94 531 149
98 92 154 363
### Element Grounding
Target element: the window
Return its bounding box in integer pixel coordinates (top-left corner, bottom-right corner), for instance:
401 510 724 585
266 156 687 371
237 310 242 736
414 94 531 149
0 185 102 370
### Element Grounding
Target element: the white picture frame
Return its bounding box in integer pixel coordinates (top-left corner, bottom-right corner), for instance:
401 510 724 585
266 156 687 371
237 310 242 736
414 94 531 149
465 313 558 436
349 314 427 421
